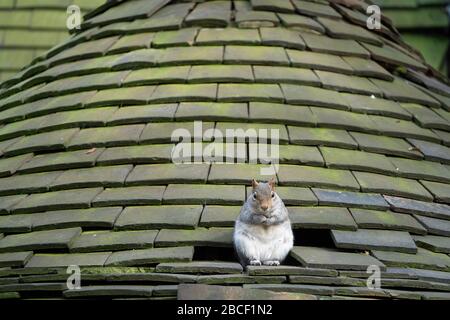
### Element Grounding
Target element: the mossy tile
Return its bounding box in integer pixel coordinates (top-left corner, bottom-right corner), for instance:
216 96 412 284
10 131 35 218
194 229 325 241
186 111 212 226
301 33 370 58
251 0 295 13
49 164 133 191
162 184 245 205
140 122 215 144
253 66 320 86
291 246 385 271
105 246 194 266
341 93 411 120
413 235 450 254
320 147 397 175
11 187 103 214
277 165 360 191
152 28 198 48
247 265 337 277
110 48 161 70
352 207 426 234
370 116 439 143
277 13 325 33
149 84 217 103
176 102 248 122
195 274 254 284
63 285 154 298
407 139 450 164
235 11 280 28
108 33 155 54
0 213 33 233
0 195 28 215
215 121 289 144
188 65 254 83
0 153 32 177
0 252 33 268
270 186 318 206
93 186 166 206
292 0 341 19
85 86 156 107
288 206 357 231
312 188 388 210
349 132 423 159
67 124 145 150
0 227 81 253
32 207 123 231
420 180 450 203
312 108 378 133
138 2 195 30
26 252 111 268
96 144 173 165
107 104 177 125
287 50 353 75
199 205 241 227
415 215 450 237
396 159 450 186
288 275 365 286
0 170 62 196
218 83 284 103
249 102 315 126
281 84 348 110
0 116 46 142
155 227 233 247
70 230 159 253
184 1 231 27
315 71 383 96
18 148 104 174
316 17 382 45
331 229 417 254
158 46 224 66
126 163 210 185
259 27 305 50
342 57 393 81
123 66 190 86
115 205 202 230
196 28 261 45
353 171 433 201
276 145 324 166
208 163 278 184
224 45 289 66
287 127 358 149
371 248 450 271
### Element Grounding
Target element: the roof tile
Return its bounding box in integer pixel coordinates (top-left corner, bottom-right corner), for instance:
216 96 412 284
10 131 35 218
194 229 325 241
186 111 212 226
93 186 166 207
105 246 194 266
26 252 111 268
126 163 210 185
162 184 244 205
288 127 358 149
313 188 389 210
154 227 233 247
289 206 357 231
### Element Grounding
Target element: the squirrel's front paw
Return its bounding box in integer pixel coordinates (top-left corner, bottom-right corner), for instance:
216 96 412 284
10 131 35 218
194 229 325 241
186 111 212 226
249 259 262 266
263 260 280 266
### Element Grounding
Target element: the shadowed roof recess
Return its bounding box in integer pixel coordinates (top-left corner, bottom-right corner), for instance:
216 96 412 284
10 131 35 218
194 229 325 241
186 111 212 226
0 0 450 300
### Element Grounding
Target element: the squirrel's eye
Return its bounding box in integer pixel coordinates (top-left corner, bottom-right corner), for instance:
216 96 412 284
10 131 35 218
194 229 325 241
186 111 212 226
271 192 275 198
252 193 257 200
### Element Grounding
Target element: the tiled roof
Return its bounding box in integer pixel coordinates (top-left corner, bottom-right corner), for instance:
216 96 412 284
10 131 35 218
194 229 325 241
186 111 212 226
0 0 449 300
0 0 106 83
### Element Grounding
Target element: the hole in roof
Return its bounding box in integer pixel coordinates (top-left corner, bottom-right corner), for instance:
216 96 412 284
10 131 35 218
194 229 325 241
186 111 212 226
193 246 238 263
292 228 335 248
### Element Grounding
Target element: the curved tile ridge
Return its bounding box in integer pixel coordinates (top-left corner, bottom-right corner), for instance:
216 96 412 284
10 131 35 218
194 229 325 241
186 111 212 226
0 0 449 300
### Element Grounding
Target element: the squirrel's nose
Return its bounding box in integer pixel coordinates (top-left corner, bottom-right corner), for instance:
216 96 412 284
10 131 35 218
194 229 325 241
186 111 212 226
261 205 268 211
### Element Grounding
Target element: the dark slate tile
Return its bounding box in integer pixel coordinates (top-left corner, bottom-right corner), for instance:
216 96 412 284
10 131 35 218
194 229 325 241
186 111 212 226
155 228 233 247
371 248 450 271
413 235 450 254
289 275 366 287
353 171 433 202
262 186 318 206
409 268 450 284
199 205 240 227
249 102 315 127
277 165 360 191
320 147 397 176
349 132 423 159
155 261 243 274
342 57 393 81
126 163 210 185
10 187 103 214
370 116 439 143
281 84 348 110
247 265 338 277
114 205 203 230
243 283 334 296
420 291 450 300
188 65 254 84
0 283 67 293
32 207 123 231
105 246 194 266
123 66 190 86
407 139 450 164
96 145 174 165
414 215 450 237
0 195 28 214
26 252 111 268
288 206 357 231
0 227 81 253
333 286 390 299
389 157 450 184
252 66 320 86
277 13 325 33
49 165 133 191
105 272 197 284
384 195 450 221
0 252 33 268
0 213 32 233
290 246 385 271
195 28 261 45
106 104 177 125
66 124 145 150
162 184 245 205
69 230 159 253
401 103 450 131
420 180 450 204
301 33 370 58
214 122 289 144
350 208 427 235
158 46 224 66
224 45 289 66
17 148 104 174
176 102 248 122
93 186 166 206
315 71 383 96
0 171 62 196
286 49 353 74
196 274 254 285
140 122 215 144
312 107 379 133
218 83 284 103
288 127 358 149
0 153 33 177
63 285 154 298
312 188 388 210
331 229 417 254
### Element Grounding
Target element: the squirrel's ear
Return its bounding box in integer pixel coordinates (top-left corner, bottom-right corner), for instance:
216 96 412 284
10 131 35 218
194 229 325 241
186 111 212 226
251 179 259 188
268 177 276 190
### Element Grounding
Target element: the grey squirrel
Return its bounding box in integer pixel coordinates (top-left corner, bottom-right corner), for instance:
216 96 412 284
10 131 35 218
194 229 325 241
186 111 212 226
233 178 294 267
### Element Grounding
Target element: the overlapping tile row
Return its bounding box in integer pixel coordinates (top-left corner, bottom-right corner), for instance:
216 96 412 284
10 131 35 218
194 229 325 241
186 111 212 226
0 0 449 300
